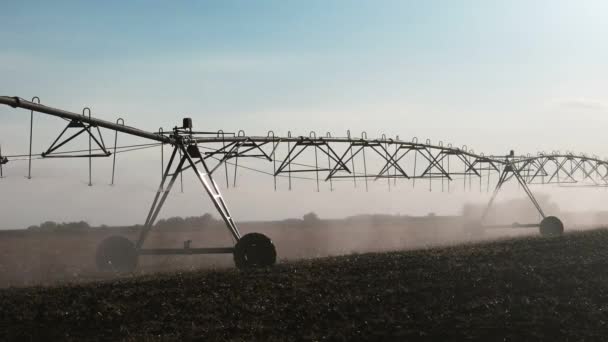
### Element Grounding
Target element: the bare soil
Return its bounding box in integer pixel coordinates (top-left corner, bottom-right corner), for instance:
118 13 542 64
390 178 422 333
2 228 608 341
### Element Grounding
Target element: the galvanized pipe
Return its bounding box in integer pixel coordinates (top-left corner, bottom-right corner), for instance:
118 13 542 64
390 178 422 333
0 96 171 144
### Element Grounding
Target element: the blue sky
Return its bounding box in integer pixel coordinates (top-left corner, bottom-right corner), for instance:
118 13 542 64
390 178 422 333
0 1 608 134
2 1 608 227
2 1 607 140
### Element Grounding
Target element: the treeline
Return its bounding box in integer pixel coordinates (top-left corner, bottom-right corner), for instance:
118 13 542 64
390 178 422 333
25 214 223 232
153 213 220 230
27 221 91 232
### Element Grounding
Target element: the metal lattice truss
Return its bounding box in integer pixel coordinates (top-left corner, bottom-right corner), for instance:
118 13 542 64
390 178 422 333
0 96 604 265
191 137 608 191
2 96 607 190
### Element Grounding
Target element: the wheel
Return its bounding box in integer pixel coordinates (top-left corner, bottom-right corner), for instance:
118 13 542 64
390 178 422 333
96 235 138 273
539 216 564 237
233 233 277 269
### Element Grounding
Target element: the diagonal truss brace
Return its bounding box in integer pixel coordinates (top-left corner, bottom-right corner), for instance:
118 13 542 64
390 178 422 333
275 137 350 175
136 143 241 249
326 140 408 180
41 118 111 158
481 159 545 224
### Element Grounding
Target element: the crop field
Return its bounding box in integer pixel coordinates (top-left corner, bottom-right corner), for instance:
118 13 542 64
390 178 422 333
2 228 608 341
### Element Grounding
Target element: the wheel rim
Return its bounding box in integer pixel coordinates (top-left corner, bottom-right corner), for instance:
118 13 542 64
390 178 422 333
539 216 564 237
234 233 277 269
96 235 138 273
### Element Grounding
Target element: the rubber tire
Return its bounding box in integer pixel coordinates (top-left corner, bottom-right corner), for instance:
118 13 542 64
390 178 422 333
539 216 564 237
233 233 277 269
96 235 138 273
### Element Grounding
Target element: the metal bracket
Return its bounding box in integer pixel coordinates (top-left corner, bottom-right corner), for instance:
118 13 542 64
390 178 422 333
41 108 111 158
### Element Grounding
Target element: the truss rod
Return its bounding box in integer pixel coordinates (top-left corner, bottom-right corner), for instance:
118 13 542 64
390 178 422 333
0 96 171 144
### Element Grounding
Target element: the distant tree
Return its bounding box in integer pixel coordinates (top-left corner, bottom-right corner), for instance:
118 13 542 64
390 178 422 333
36 220 90 232
155 216 185 229
165 216 185 227
303 212 320 223
39 221 58 231
184 213 215 228
56 221 90 232
155 214 217 230
200 213 215 225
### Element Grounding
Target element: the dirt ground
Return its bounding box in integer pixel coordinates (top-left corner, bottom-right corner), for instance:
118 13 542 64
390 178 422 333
2 228 608 341
0 217 536 287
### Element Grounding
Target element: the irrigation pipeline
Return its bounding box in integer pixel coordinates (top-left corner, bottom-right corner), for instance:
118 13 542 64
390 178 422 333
0 95 598 267
2 96 608 190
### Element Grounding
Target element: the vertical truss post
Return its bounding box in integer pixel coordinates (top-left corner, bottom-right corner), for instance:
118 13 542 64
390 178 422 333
362 132 369 192
27 96 40 179
486 156 491 193
267 131 277 191
287 131 292 190
426 139 432 192
468 150 473 191
439 141 445 192
159 128 164 191
311 132 320 192
393 137 398 187
219 130 230 189
83 108 93 186
326 132 333 191
447 144 451 193
347 130 357 188
233 130 245 187
412 137 418 189
382 134 390 191
110 118 124 185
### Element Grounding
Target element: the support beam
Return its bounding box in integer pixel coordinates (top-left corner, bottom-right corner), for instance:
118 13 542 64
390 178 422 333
135 141 242 251
0 96 171 144
480 156 546 226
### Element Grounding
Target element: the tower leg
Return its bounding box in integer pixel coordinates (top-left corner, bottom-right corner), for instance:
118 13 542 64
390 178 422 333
179 144 276 268
136 146 186 248
480 165 510 222
95 142 277 272
479 161 563 237
179 144 241 241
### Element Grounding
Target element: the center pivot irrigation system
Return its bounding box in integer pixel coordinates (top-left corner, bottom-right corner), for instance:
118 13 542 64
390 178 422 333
2 96 608 272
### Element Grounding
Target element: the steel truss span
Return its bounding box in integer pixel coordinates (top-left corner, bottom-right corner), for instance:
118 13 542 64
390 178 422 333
0 96 603 271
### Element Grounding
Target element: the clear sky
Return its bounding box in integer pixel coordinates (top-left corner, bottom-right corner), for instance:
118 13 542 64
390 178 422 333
1 1 608 228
